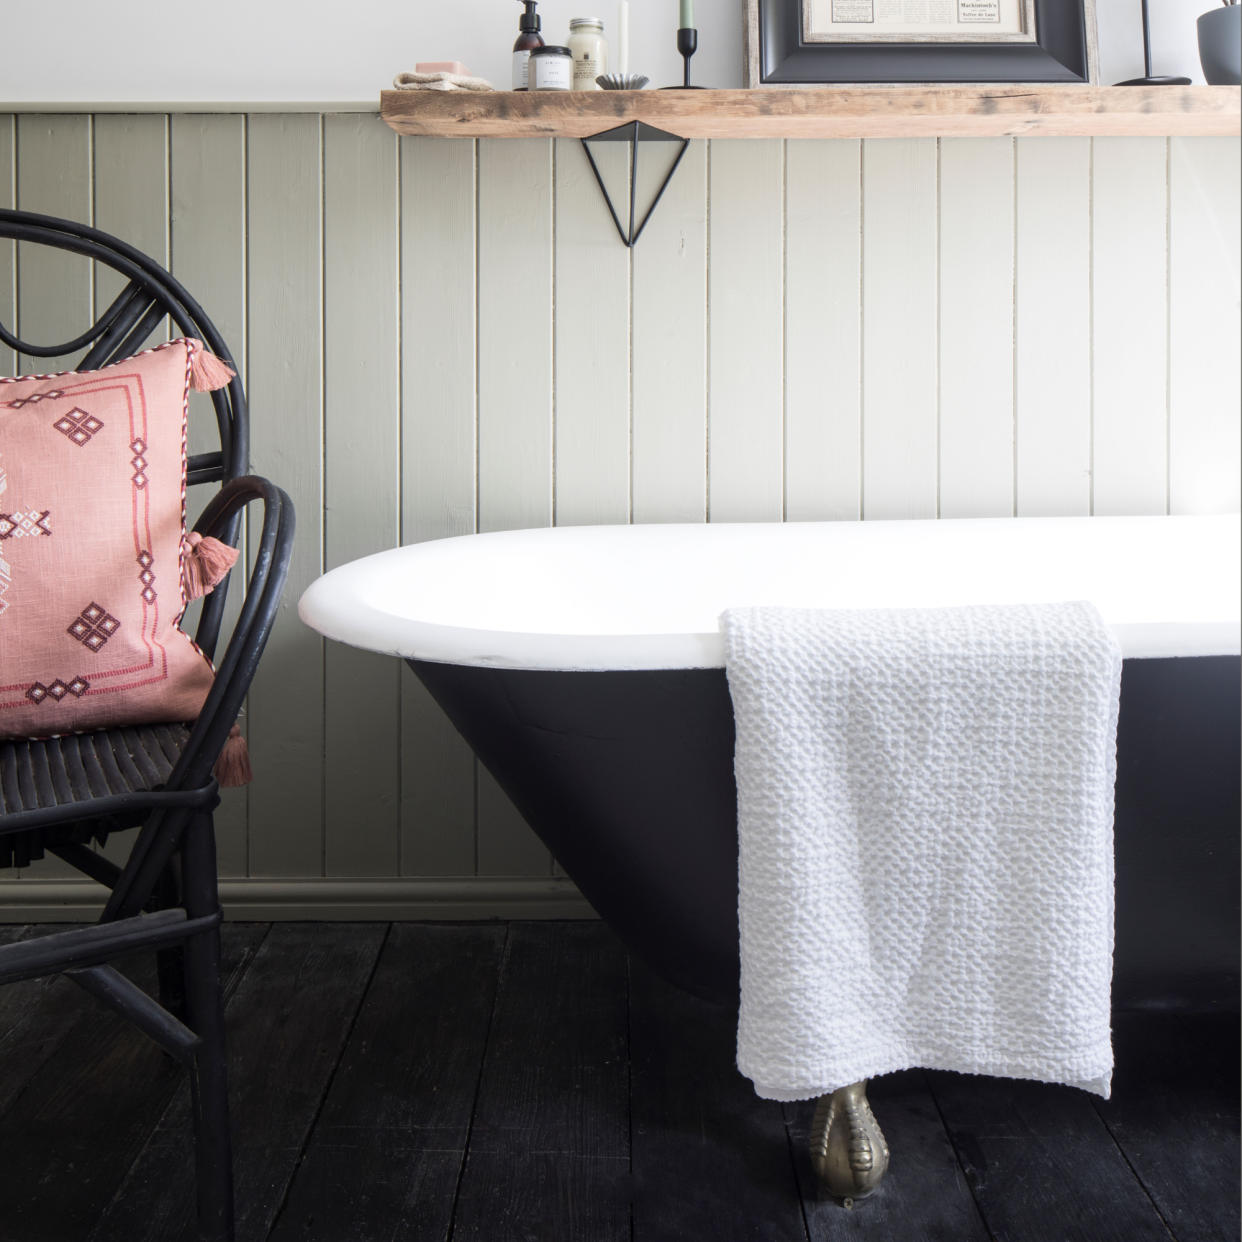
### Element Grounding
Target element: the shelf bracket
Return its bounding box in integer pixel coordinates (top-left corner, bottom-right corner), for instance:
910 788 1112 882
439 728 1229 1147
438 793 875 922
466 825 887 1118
580 121 690 249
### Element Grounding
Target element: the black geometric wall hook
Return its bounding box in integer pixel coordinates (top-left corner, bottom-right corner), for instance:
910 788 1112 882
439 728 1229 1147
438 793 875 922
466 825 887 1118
581 121 690 249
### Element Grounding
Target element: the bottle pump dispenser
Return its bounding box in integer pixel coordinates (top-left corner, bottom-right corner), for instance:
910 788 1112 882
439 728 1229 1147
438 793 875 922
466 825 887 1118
513 0 545 90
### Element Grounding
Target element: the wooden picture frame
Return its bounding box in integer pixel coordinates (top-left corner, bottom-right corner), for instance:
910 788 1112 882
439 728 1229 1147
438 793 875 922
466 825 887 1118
744 0 1099 86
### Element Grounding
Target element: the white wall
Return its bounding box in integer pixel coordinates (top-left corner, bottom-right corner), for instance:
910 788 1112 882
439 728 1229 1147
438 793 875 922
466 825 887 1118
0 0 1211 107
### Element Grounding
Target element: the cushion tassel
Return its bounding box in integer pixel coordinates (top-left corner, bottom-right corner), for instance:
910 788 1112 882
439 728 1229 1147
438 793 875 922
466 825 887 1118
182 531 240 600
214 724 252 787
188 340 237 392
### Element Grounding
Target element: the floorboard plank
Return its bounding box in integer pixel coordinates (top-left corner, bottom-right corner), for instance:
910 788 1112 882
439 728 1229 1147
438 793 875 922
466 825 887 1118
628 957 808 1242
928 1066 1175 1242
0 924 81 1119
3 921 1237 1241
1093 1013 1240 1242
268 923 507 1242
88 923 386 1242
785 1071 991 1242
0 923 265 1242
450 921 631 1242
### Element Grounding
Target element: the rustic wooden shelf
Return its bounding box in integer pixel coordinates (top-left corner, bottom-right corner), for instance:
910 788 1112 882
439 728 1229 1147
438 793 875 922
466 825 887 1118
381 85 1240 140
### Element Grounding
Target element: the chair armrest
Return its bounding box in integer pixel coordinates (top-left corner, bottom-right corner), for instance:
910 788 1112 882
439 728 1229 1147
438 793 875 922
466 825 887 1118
169 476 296 790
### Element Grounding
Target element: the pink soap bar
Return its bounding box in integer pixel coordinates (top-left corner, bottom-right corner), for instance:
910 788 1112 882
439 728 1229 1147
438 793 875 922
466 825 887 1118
415 61 470 76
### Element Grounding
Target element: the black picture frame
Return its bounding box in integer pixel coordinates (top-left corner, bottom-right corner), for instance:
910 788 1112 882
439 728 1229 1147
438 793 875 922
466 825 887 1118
746 0 1098 86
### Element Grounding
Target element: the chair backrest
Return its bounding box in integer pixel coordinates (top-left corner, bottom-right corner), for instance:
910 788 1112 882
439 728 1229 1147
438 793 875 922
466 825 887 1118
0 207 249 659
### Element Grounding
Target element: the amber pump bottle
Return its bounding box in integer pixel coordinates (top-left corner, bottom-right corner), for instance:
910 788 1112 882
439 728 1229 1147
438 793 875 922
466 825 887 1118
513 0 545 90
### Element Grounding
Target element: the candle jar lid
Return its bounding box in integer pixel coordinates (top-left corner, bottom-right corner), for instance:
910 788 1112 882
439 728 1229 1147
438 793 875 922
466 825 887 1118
531 45 572 55
570 17 604 27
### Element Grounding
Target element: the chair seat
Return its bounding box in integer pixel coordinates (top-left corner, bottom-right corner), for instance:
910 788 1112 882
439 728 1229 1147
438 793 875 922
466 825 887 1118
0 725 190 866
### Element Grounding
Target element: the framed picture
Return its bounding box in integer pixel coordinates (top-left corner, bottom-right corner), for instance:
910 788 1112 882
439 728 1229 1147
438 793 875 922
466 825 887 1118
744 0 1099 86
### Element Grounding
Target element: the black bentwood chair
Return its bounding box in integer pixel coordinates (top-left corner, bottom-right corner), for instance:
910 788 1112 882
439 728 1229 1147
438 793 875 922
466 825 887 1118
0 209 295 1242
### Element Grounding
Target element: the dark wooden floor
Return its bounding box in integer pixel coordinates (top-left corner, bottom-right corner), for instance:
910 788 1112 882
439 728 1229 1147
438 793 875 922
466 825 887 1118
0 921 1236 1242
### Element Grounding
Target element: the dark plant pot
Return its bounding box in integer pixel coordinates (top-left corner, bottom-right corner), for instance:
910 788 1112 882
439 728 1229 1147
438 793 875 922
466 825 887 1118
1198 6 1242 84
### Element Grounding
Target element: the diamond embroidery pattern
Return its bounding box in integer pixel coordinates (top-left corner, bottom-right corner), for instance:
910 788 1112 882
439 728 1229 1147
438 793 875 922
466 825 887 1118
130 438 149 489
138 549 157 604
3 389 64 409
27 677 89 704
0 510 52 540
67 602 121 652
52 407 105 446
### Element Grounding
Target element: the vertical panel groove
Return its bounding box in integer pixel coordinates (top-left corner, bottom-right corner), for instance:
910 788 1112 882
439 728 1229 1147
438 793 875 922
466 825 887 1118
705 140 712 521
550 140 558 533
318 111 328 879
1164 136 1173 517
472 135 481 876
1088 137 1095 516
1011 136 1019 518
395 132 403 880
777 137 787 526
858 137 866 521
934 137 941 520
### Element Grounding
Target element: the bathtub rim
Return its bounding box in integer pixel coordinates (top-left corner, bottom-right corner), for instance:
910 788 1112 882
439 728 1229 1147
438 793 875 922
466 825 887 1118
298 513 1242 671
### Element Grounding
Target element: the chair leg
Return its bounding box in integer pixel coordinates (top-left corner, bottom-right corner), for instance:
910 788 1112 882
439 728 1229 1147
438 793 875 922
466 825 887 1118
180 812 235 1242
155 860 187 1023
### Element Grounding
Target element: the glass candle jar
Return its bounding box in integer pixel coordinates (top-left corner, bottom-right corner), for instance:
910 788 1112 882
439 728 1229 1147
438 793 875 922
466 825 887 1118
530 45 574 91
568 18 608 91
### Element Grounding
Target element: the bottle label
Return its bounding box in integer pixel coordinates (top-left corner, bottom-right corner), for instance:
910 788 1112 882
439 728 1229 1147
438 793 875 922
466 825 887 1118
573 54 604 89
532 54 573 90
513 49 531 90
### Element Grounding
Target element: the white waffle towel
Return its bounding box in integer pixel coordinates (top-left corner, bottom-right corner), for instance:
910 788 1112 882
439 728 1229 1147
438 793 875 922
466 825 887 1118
722 601 1122 1102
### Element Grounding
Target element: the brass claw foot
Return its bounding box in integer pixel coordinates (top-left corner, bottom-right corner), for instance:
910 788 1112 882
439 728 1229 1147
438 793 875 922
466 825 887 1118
809 1080 890 1206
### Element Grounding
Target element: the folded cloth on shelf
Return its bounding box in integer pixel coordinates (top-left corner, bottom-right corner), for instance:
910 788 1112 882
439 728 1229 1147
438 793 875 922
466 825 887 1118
392 71 496 92
722 601 1122 1103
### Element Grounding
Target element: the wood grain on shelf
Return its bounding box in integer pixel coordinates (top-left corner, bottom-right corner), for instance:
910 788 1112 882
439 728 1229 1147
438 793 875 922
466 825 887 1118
381 85 1241 140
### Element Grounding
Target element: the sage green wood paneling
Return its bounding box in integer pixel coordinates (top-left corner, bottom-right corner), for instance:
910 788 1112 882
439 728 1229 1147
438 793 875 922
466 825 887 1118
322 114 401 878
11 116 93 884
631 140 707 525
861 138 938 520
475 136 553 877
93 115 168 346
2 116 1241 912
1169 137 1242 515
477 770 550 878
0 116 14 378
1092 137 1168 517
399 135 477 877
92 115 171 870
476 138 553 535
169 113 250 876
14 115 92 375
400 136 478 544
783 139 861 523
939 137 1015 519
1014 137 1091 518
554 138 631 527
708 139 784 523
245 114 326 878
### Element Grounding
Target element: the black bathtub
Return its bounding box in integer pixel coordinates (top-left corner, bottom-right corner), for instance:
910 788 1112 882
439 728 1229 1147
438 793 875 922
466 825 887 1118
301 515 1241 1010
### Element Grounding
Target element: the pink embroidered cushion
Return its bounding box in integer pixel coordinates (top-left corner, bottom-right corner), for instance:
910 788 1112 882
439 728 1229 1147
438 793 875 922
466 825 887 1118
0 338 230 740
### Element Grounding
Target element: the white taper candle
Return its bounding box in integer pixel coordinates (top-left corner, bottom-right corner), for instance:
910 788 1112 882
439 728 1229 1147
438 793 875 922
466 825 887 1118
618 0 630 74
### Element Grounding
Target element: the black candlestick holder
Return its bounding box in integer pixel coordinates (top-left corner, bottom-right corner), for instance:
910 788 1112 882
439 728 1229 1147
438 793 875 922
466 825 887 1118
676 27 702 88
1116 0 1191 84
